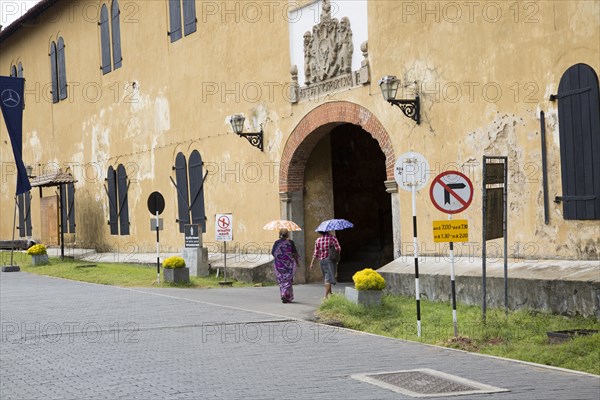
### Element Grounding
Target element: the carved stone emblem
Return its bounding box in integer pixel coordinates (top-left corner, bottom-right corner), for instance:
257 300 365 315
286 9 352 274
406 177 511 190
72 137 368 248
291 0 369 103
304 0 353 84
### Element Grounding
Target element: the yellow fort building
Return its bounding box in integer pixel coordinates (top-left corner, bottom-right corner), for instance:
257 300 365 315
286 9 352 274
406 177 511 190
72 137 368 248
1 0 599 286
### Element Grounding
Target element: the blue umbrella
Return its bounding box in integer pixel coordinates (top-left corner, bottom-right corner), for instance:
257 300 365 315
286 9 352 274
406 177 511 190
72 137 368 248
315 219 354 232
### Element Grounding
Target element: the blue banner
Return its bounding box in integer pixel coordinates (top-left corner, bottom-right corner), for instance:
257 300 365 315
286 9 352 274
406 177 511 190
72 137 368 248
0 76 31 195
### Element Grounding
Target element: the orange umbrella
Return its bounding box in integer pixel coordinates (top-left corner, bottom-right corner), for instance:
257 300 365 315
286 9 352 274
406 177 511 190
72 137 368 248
263 220 302 231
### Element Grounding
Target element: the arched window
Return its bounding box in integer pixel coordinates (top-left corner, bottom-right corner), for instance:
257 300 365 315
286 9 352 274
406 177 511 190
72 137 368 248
556 63 600 220
49 37 68 102
106 165 130 235
172 150 206 233
10 64 17 77
100 1 123 74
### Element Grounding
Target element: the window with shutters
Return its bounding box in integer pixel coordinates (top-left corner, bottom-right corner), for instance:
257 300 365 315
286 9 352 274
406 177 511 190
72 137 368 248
106 165 130 235
99 1 123 74
49 37 67 102
172 151 206 233
169 0 196 43
555 63 600 220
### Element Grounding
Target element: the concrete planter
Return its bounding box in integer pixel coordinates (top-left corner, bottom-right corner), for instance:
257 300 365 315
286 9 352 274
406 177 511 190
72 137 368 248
345 287 383 306
31 254 49 266
163 267 189 283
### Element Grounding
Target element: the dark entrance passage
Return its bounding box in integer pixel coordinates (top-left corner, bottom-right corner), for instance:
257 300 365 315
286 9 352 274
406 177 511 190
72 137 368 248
329 124 393 281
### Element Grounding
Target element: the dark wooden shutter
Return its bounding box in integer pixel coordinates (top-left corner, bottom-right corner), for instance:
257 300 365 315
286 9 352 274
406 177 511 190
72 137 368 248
174 152 190 232
557 63 600 220
168 0 182 42
183 0 197 36
57 37 67 100
60 184 68 236
107 166 119 235
188 150 206 232
17 194 25 238
18 62 25 109
100 4 112 74
111 0 122 69
117 164 130 235
25 191 32 236
50 42 59 103
67 182 76 233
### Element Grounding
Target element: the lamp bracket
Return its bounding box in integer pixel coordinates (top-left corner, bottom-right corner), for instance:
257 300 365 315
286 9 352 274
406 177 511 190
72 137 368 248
237 128 264 151
388 96 420 124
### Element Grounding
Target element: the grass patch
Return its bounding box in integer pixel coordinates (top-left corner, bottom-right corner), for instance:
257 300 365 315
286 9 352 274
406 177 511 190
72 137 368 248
317 294 600 375
2 252 251 288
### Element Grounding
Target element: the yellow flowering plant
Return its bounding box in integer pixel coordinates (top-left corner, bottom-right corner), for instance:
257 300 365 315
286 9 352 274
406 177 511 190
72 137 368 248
162 256 186 269
26 244 47 256
352 268 386 291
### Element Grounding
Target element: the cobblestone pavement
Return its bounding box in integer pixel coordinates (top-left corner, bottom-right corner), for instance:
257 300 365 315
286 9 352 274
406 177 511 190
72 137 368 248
1 272 599 400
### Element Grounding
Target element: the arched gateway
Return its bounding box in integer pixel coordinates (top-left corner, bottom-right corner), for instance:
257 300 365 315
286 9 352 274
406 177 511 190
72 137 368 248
279 101 400 283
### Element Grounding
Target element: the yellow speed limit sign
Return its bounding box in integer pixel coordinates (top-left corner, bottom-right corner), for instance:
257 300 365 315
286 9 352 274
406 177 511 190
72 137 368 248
433 220 469 242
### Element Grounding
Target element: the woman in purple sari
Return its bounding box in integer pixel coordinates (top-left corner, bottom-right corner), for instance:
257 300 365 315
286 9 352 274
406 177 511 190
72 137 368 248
271 228 299 303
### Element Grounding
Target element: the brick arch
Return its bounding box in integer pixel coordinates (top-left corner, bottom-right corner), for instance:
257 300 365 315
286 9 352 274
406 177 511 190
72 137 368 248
279 101 395 192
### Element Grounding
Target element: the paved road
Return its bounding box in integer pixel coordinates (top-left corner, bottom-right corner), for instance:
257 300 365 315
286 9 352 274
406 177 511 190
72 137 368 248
1 272 598 399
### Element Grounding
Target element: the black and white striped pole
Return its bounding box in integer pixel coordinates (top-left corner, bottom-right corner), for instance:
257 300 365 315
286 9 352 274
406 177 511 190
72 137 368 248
411 179 421 337
430 171 474 338
395 152 430 338
147 192 165 286
448 213 458 337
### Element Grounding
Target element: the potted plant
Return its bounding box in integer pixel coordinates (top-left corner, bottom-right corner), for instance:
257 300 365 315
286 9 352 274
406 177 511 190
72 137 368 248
162 256 189 283
26 244 49 266
345 268 386 306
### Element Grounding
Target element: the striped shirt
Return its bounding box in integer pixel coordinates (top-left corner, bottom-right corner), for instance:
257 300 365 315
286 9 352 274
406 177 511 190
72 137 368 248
313 234 341 260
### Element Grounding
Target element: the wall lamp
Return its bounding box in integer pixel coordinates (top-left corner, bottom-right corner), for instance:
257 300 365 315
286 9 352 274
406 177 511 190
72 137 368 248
379 76 420 125
229 114 263 151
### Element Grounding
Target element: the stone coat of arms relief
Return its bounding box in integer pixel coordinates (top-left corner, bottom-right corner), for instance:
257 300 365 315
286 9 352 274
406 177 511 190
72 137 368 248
290 0 369 103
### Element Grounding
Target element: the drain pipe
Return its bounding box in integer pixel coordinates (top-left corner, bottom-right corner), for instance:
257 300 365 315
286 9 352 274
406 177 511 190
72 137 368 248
540 111 549 224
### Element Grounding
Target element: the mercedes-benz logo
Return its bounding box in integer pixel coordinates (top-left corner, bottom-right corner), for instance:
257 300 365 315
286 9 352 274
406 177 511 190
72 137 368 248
1 89 21 108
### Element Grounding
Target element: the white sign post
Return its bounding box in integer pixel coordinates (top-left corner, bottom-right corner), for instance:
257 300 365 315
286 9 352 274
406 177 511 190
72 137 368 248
429 171 474 337
215 214 233 282
395 151 430 338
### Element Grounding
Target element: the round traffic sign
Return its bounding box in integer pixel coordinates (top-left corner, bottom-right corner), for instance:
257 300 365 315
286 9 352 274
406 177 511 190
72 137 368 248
429 171 473 214
147 191 165 215
394 151 430 192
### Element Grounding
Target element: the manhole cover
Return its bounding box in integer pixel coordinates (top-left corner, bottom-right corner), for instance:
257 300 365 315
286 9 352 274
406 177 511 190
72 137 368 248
352 368 509 398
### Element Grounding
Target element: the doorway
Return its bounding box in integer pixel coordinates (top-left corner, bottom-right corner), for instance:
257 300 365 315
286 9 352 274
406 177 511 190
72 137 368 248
329 124 393 281
279 101 398 284
40 195 59 246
